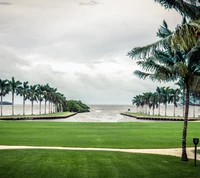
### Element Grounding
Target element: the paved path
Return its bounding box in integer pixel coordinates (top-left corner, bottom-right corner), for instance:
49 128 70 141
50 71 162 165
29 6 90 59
0 145 199 160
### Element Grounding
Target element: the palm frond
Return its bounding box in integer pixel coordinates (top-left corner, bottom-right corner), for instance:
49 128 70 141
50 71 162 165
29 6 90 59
136 57 161 72
190 75 200 91
157 20 173 38
154 0 200 20
151 66 177 82
171 21 200 53
154 51 174 65
127 35 171 59
134 70 151 79
173 62 190 78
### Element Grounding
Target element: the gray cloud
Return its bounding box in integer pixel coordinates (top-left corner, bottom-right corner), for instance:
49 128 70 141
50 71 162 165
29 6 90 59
79 0 100 6
0 2 12 5
0 0 182 104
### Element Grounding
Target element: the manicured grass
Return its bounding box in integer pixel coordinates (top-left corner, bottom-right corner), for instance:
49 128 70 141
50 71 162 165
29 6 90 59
0 121 199 148
0 112 73 118
0 149 199 178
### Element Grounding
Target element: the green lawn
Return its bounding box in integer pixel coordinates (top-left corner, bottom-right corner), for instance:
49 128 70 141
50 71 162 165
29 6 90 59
0 112 73 118
0 149 199 178
0 121 199 148
126 112 189 118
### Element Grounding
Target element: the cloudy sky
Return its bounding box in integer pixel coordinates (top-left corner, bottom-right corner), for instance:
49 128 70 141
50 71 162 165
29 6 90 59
0 0 182 104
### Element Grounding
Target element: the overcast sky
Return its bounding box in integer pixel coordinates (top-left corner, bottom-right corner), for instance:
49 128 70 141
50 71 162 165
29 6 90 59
0 0 182 104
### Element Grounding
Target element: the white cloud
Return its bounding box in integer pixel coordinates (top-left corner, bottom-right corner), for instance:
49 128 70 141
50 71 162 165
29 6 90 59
0 0 182 104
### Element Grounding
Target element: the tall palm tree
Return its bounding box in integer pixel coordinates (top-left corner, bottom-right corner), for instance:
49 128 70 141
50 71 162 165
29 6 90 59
160 86 171 116
156 87 162 115
143 92 153 115
9 77 22 116
42 84 50 114
0 79 10 116
149 92 158 116
169 88 180 117
28 85 38 115
53 92 65 113
128 0 200 161
175 79 186 117
18 81 29 115
48 87 57 114
36 84 44 115
132 95 140 112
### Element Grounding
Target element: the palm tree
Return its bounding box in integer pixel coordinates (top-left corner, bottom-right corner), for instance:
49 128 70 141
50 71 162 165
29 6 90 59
42 84 50 114
9 77 22 115
128 1 200 161
156 87 162 115
28 85 38 115
132 95 140 112
54 92 65 113
149 92 158 116
48 87 57 114
169 88 180 117
160 87 171 116
36 84 44 115
18 81 29 115
143 92 153 115
0 79 10 116
175 79 186 117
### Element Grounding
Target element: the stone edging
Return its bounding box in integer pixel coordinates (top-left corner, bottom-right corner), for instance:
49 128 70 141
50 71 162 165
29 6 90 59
121 113 200 121
0 112 78 120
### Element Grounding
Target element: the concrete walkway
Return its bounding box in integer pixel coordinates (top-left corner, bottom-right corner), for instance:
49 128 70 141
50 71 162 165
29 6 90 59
0 145 199 160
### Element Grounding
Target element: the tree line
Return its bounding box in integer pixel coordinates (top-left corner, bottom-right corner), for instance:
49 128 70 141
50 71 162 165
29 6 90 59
0 77 90 116
128 0 200 161
133 86 200 117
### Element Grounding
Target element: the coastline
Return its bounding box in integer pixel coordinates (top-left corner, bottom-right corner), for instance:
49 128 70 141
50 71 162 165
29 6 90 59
0 112 77 121
121 112 200 121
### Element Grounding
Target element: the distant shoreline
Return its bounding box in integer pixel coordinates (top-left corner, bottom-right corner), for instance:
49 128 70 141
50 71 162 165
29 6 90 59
0 101 12 105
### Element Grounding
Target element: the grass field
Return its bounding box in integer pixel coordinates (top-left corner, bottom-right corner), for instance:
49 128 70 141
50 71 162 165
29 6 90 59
0 149 199 178
126 112 198 118
0 112 73 118
0 121 200 178
0 121 199 148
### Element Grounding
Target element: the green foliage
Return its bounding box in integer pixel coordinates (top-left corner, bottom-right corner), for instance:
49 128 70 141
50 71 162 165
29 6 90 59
63 100 90 113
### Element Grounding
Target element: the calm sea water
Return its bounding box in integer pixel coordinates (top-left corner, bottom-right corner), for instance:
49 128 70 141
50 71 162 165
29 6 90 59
1 104 199 122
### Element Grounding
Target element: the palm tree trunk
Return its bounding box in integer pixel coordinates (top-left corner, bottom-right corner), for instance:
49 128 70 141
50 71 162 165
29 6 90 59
165 103 167 116
1 95 3 116
174 104 176 117
158 102 160 116
49 101 50 114
12 92 14 116
31 101 33 115
193 95 195 118
181 85 189 161
23 97 25 115
45 100 47 114
39 101 41 115
183 88 185 117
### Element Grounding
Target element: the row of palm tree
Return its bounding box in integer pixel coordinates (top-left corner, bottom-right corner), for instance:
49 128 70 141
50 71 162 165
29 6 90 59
132 86 181 116
0 77 66 116
133 86 200 117
128 0 200 161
